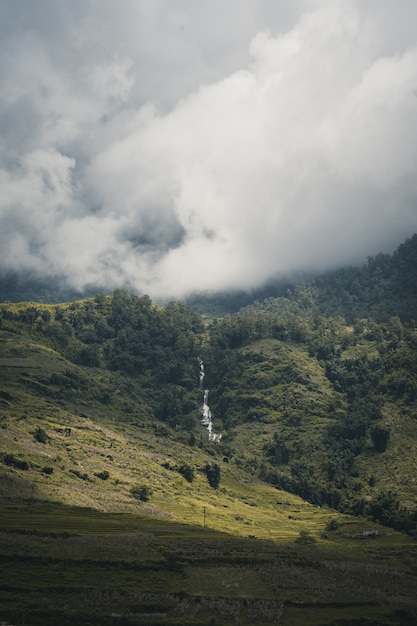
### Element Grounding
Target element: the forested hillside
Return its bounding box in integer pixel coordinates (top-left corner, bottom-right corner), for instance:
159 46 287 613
0 235 416 538
0 292 203 431
205 305 417 530
306 233 417 322
189 233 417 321
201 235 417 530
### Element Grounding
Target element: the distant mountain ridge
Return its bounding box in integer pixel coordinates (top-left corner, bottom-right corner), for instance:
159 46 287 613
188 234 417 320
2 234 416 313
0 271 101 304
310 233 417 322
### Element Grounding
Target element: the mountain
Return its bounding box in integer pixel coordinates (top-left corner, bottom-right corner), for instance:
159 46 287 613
305 233 417 322
1 236 417 529
0 271 101 304
1 235 417 624
202 236 417 527
186 234 417 319
3 234 416 315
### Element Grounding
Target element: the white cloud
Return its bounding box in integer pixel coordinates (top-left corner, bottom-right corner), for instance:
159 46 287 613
85 56 134 112
1 1 417 298
0 148 75 272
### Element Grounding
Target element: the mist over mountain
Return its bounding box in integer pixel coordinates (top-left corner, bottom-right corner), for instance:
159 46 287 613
2 234 416 336
1 1 417 299
1 190 417 622
1 231 417 533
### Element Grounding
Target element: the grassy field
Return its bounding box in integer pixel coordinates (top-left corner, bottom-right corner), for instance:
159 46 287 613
1 502 417 625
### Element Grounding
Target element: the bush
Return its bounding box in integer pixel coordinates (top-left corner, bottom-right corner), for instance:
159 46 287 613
130 484 152 501
326 518 339 532
295 530 316 545
95 470 110 480
42 466 54 474
177 463 195 483
34 427 48 444
69 469 90 481
370 425 390 452
4 454 29 470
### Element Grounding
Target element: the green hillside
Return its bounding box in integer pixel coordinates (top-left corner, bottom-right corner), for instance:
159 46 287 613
0 301 351 539
205 313 417 526
1 235 417 624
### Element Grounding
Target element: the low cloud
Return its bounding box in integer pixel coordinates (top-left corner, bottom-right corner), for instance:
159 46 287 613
1 1 417 298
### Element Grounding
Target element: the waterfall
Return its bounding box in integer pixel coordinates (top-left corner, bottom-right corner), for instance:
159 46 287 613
199 358 205 391
198 358 222 443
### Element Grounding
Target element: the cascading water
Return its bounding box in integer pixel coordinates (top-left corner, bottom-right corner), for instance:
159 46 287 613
198 358 222 443
199 359 205 391
202 389 209 422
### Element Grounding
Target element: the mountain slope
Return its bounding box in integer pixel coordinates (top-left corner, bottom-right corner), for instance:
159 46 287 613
1 276 416 536
1 238 417 625
293 233 417 323
0 322 348 541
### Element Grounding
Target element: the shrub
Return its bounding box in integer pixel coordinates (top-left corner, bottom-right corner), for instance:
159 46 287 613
69 469 90 481
34 427 48 444
370 425 390 452
130 484 152 501
295 530 316 545
178 463 195 483
4 454 29 470
326 518 339 532
95 470 110 480
42 466 54 475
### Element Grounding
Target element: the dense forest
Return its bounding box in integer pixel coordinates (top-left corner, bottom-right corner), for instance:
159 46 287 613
1 235 417 537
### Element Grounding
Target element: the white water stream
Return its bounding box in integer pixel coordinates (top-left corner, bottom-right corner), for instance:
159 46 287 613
198 358 221 443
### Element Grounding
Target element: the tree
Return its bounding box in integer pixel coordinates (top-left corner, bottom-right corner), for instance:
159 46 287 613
326 518 339 532
370 425 390 452
130 484 152 501
178 463 195 483
205 463 221 489
266 433 290 465
77 344 101 367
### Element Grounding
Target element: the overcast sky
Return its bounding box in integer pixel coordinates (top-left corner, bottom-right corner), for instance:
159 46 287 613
1 0 417 298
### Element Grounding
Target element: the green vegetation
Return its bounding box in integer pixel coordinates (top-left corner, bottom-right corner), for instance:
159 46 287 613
196 238 417 534
177 462 195 483
294 529 316 545
205 462 221 489
130 484 152 502
0 234 417 623
0 502 416 625
34 426 48 444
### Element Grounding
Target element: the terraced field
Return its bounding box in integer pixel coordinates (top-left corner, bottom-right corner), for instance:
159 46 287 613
1 503 417 625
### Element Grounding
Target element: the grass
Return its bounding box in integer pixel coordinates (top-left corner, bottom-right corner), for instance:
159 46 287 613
0 502 417 625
